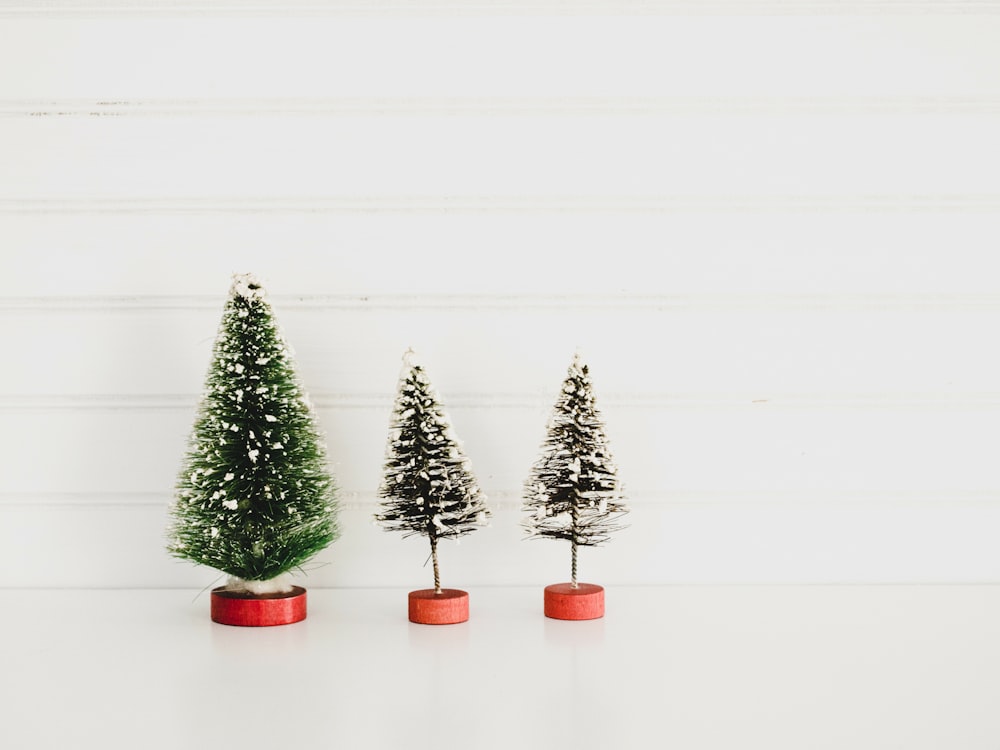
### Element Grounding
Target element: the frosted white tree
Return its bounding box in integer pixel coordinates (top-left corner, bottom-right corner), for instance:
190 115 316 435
523 355 627 587
375 352 489 593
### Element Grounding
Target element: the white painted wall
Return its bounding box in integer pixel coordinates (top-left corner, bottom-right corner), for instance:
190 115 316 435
2 1 1000 589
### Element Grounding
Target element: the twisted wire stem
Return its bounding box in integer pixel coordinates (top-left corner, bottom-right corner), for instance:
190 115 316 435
431 536 442 594
571 540 578 589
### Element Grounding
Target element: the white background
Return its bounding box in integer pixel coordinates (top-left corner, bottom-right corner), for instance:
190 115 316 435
3 0 1000 591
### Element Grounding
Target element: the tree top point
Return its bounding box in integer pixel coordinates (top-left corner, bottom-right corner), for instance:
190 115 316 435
402 348 424 372
230 272 267 301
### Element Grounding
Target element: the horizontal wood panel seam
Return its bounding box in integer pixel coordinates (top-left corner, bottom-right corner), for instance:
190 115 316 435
2 196 999 215
4 393 1000 410
6 97 1000 117
6 490 1000 508
2 0 1000 17
0 490 652 510
7 292 1000 312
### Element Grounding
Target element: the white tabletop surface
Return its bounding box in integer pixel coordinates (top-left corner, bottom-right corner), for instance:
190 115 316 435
2 585 999 750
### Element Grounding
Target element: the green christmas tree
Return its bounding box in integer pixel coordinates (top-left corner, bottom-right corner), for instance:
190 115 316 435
523 355 627 587
168 274 338 593
376 352 489 593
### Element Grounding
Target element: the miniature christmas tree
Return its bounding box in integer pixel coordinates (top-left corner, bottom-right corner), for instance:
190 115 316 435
376 351 489 624
523 354 627 619
168 273 338 625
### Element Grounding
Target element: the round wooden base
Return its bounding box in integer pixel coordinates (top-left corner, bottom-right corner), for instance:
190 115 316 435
408 588 469 625
544 583 605 620
211 585 307 627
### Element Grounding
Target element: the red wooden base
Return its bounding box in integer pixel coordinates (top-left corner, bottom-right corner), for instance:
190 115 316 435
544 583 605 620
211 586 307 627
408 589 469 625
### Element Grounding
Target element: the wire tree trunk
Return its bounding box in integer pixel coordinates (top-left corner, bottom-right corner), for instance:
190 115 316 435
571 538 578 588
431 535 442 594
570 501 579 587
